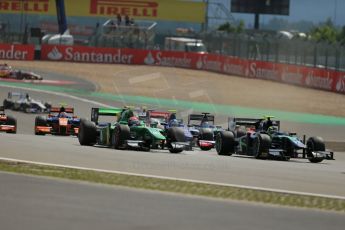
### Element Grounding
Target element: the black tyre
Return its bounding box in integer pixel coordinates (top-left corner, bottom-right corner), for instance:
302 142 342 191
198 128 214 151
252 133 271 159
235 126 247 138
34 116 47 135
78 119 97 146
166 127 185 153
216 131 235 156
3 99 13 109
5 115 17 134
113 124 130 149
20 103 30 113
307 136 325 163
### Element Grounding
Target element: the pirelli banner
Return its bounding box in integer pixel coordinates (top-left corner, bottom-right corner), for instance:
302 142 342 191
0 0 206 23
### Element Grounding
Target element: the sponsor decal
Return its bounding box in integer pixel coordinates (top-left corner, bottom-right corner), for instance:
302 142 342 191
336 75 345 92
0 44 33 60
144 51 155 65
281 68 303 85
223 62 245 76
249 62 279 80
90 0 158 17
196 55 222 72
47 47 63 60
0 0 49 12
143 51 192 68
305 71 333 90
45 46 134 64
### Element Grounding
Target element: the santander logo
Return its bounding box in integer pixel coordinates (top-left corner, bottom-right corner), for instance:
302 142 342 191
336 76 345 92
47 46 63 60
305 71 333 90
144 51 155 65
143 51 192 68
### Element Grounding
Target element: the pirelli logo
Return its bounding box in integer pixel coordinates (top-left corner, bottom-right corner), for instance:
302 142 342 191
0 0 49 12
90 0 158 17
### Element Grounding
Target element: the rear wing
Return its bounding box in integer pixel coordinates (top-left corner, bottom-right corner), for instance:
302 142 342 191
91 107 122 123
7 92 24 99
228 117 280 131
149 111 171 119
188 113 215 125
50 107 74 114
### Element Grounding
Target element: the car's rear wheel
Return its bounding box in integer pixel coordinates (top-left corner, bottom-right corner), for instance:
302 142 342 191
166 127 185 154
3 99 13 109
34 116 47 135
5 115 17 134
78 119 97 146
216 131 235 156
198 128 213 151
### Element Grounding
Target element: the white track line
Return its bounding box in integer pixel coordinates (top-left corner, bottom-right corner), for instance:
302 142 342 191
0 84 111 107
0 157 344 200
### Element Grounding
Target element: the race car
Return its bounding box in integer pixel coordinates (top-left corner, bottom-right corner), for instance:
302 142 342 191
3 92 51 113
215 116 334 163
34 106 80 136
187 112 224 151
0 64 12 78
0 106 17 134
78 107 187 153
0 64 42 80
144 110 194 151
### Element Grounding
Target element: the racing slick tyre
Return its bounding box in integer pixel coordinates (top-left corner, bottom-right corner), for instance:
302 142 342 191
235 126 247 138
78 119 97 146
34 116 47 135
20 103 30 113
3 99 13 109
5 115 17 134
166 127 185 154
113 124 130 149
253 133 271 159
306 136 325 163
198 128 214 151
216 131 235 156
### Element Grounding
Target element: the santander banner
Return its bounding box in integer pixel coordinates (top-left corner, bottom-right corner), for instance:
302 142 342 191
0 44 35 60
40 44 345 94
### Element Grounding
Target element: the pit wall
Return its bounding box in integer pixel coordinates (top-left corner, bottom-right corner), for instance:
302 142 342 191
1 43 345 94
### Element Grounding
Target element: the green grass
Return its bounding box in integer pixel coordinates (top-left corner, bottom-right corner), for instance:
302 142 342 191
0 160 344 212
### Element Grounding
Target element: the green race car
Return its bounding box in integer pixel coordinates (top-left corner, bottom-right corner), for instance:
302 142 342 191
78 107 185 153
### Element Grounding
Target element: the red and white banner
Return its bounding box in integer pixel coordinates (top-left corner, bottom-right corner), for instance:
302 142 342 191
40 44 345 94
0 44 35 60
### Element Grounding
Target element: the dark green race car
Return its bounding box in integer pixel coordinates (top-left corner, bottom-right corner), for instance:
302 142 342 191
78 107 185 153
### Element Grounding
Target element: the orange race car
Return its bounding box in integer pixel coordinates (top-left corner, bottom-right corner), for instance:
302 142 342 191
34 106 80 136
0 106 17 134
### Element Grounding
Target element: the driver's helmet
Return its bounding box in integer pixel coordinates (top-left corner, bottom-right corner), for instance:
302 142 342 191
150 118 160 125
267 126 278 134
59 106 67 117
201 121 210 128
168 113 176 121
169 119 179 127
128 116 140 126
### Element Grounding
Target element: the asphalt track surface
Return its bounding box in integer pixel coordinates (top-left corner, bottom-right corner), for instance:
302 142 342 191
0 76 345 197
1 172 344 230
